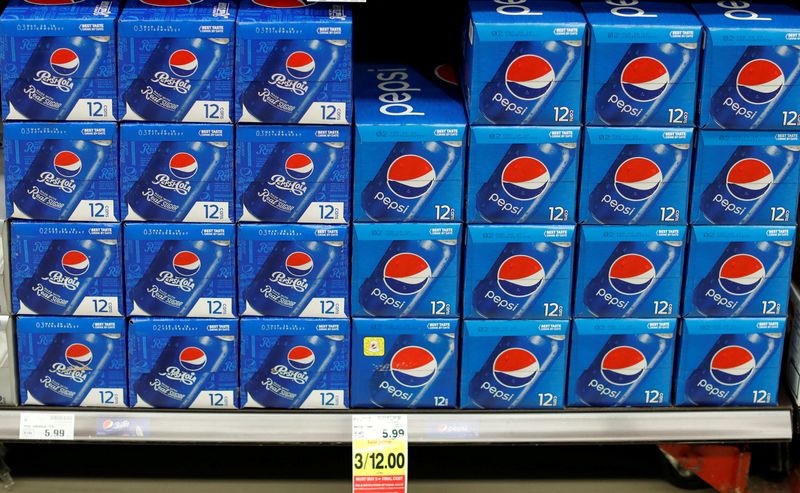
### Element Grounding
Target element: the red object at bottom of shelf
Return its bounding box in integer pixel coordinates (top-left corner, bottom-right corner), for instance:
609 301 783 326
660 444 751 493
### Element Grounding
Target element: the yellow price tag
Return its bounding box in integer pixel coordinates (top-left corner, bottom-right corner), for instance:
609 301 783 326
363 337 384 357
352 415 408 493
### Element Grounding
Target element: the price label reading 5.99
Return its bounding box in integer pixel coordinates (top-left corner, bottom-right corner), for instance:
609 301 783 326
19 413 74 441
352 415 408 493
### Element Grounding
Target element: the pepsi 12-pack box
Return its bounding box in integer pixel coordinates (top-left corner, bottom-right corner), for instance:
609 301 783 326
691 131 800 225
17 316 126 407
4 122 119 222
574 225 686 318
568 318 676 407
0 0 119 121
236 0 352 125
460 319 569 410
120 123 234 223
694 1 800 130
12 222 123 316
683 225 795 317
582 0 702 127
466 126 580 224
579 127 694 225
118 0 236 122
463 225 575 320
354 64 467 222
352 223 462 318
124 223 236 318
236 125 350 223
128 317 237 409
350 318 458 409
240 318 349 409
238 224 349 318
675 317 785 406
462 0 586 126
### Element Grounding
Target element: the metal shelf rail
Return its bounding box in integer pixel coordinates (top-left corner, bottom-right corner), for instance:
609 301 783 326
0 407 792 444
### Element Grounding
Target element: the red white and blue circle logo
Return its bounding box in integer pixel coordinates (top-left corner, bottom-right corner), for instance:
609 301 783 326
601 346 647 386
726 158 774 201
614 157 663 201
179 347 207 372
736 59 784 105
53 151 82 178
25 0 85 5
390 346 437 388
252 0 315 7
383 253 431 295
50 48 80 77
608 254 655 295
434 64 459 86
62 250 90 276
620 56 670 102
168 50 199 78
65 343 93 368
718 254 765 295
286 51 315 79
141 0 204 6
386 155 437 199
173 251 201 277
505 55 554 101
493 348 539 388
285 153 314 180
287 346 315 370
169 152 198 180
710 345 756 386
497 255 545 298
501 157 550 201
285 252 314 277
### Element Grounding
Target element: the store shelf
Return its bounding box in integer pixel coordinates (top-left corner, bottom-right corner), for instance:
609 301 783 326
0 406 792 444
792 402 800 435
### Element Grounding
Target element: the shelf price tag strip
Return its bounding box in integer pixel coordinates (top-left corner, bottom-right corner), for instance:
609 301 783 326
19 412 74 441
352 414 408 493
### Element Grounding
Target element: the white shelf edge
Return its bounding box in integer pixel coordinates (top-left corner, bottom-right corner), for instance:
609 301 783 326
0 408 792 444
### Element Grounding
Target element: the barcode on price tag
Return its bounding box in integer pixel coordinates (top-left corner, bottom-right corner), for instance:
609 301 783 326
19 413 75 441
352 414 408 493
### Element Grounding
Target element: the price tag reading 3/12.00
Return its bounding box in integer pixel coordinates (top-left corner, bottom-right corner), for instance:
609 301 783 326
19 413 75 441
352 415 408 493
